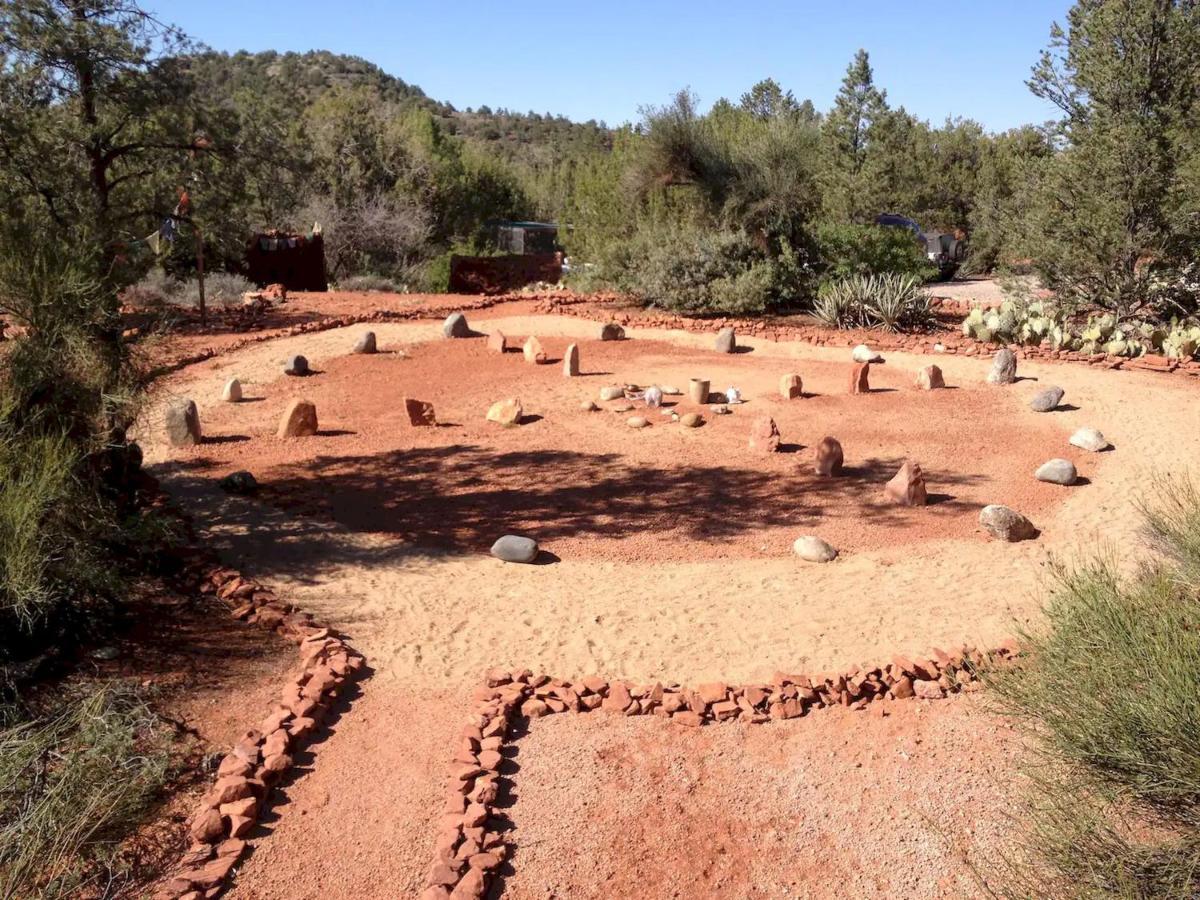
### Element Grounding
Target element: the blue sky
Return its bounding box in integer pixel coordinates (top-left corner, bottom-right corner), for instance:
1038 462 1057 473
150 1 1073 132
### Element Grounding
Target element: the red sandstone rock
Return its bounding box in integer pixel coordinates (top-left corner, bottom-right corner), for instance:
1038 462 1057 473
814 436 844 476
404 398 437 426
522 336 547 364
580 676 607 694
486 331 507 353
207 776 253 807
883 460 928 507
276 399 318 438
217 754 253 778
477 750 502 771
915 365 945 390
602 682 633 713
672 711 704 727
849 362 870 394
914 679 945 700
779 373 803 399
227 814 255 839
748 415 781 453
697 682 728 705
190 808 225 844
450 867 487 899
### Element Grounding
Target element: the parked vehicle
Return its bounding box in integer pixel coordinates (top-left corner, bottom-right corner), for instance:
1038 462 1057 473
874 213 967 281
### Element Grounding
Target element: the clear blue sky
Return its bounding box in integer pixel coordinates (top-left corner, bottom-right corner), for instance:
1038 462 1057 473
149 1 1073 132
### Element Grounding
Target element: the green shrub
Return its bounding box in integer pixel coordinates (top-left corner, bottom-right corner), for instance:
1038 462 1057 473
814 273 932 332
179 273 254 309
814 222 936 283
0 685 172 899
988 477 1200 897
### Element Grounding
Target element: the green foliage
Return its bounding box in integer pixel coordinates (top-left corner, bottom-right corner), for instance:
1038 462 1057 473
0 685 172 899
337 274 400 293
180 273 255 309
813 273 931 332
961 298 1069 348
814 222 936 282
988 478 1200 897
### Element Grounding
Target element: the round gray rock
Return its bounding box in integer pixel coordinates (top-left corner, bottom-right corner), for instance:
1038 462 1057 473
1070 427 1110 452
793 536 838 563
987 348 1017 384
443 312 470 338
979 504 1037 542
353 331 377 354
284 354 309 376
1030 386 1065 412
1035 458 1078 486
491 535 539 563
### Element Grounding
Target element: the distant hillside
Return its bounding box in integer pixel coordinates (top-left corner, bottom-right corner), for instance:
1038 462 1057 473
185 50 614 165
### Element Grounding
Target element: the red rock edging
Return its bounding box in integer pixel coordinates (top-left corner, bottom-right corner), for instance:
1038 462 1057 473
422 640 1017 900
155 558 367 900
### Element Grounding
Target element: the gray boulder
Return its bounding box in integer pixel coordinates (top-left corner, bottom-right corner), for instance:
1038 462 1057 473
165 399 201 447
987 349 1017 384
1030 386 1065 412
490 535 539 563
353 331 377 354
1070 427 1110 452
1035 458 1078 486
979 505 1037 542
443 312 470 338
284 354 309 376
793 536 838 563
715 327 736 354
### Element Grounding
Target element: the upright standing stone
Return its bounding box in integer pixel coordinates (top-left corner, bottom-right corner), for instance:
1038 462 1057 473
748 416 781 453
352 332 377 354
715 327 736 353
915 365 945 390
563 344 580 376
523 336 547 364
884 460 928 506
284 355 309 376
600 323 625 341
779 374 803 400
987 348 1017 384
849 362 871 394
165 399 202 446
814 436 844 476
277 399 317 438
222 378 243 402
403 398 437 426
486 330 507 353
443 312 470 338
689 378 710 404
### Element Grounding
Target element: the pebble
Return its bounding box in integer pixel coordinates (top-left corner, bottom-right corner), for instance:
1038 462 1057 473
710 404 731 415
490 535 539 563
1069 427 1109 452
660 385 682 396
580 400 599 412
793 536 838 563
1030 386 1065 412
1035 458 1078 485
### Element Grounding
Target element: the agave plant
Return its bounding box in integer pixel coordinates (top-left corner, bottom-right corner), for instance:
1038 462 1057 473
813 279 863 328
863 273 930 332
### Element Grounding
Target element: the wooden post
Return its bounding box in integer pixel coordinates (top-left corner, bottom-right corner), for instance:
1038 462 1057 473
194 223 206 327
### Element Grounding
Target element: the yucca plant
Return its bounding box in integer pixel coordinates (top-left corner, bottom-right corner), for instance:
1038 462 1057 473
862 273 930 332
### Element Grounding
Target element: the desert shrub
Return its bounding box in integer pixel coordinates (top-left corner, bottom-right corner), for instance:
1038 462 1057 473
0 685 172 899
814 222 936 283
337 273 400 293
989 477 1200 897
814 273 932 331
119 269 180 309
178 272 254 309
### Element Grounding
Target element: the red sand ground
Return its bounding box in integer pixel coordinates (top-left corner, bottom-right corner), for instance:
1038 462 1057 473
165 332 1073 563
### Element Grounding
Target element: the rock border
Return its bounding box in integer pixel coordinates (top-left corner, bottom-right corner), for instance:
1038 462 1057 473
154 556 368 900
420 640 1019 900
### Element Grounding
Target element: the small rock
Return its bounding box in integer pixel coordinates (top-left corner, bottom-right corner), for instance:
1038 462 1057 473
599 386 624 401
814 436 844 476
748 416 780 453
352 332 377 354
915 365 945 390
613 403 634 413
404 398 437 426
563 343 580 376
222 378 243 402
710 404 731 415
643 386 663 408
1069 427 1109 452
443 312 470 338
1035 458 1078 486
913 679 945 700
165 399 202 446
979 504 1037 542
284 355 309 376
780 374 803 400
793 536 837 563
277 399 317 438
486 398 523 427
660 385 682 396
852 344 883 363
1030 386 1065 412
849 362 870 394
580 400 599 412
486 330 507 353
987 349 1017 384
600 322 624 341
523 336 547 364
715 327 736 353
680 412 703 428
884 460 928 506
491 535 539 563
627 416 649 428
219 471 258 495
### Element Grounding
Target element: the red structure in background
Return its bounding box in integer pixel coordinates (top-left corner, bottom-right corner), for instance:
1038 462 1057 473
246 231 327 292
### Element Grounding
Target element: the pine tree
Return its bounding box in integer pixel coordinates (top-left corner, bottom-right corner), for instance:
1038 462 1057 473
820 50 889 222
